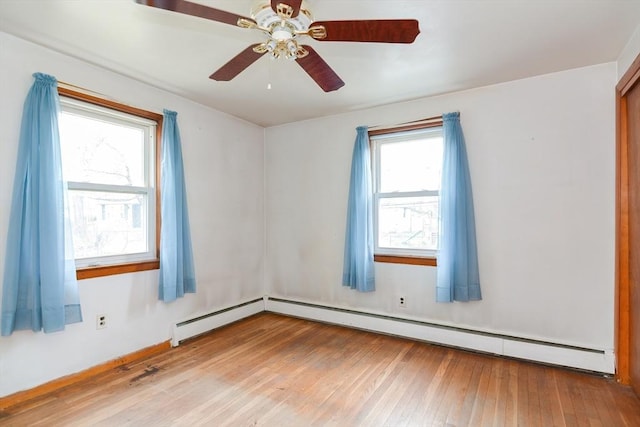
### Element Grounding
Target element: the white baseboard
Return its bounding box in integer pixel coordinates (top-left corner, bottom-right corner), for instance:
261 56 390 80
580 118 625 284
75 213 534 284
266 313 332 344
171 296 614 374
264 297 615 374
172 298 265 346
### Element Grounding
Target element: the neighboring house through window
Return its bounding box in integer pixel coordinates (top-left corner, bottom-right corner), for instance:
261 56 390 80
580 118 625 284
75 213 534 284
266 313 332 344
58 88 162 279
369 119 443 266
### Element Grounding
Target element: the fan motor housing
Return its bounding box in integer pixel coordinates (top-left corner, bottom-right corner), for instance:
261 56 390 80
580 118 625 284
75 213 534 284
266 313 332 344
251 1 313 36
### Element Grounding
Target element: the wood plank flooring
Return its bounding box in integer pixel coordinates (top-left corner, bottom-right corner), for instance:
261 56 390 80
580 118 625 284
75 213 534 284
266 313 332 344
1 313 639 426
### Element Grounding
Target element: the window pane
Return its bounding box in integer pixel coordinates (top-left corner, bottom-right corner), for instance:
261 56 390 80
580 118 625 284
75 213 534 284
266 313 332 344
68 190 148 259
59 112 145 186
378 196 439 251
379 137 443 193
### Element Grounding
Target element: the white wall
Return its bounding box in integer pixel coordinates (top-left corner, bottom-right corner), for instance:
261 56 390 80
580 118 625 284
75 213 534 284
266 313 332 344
0 32 265 398
618 23 640 80
265 63 617 352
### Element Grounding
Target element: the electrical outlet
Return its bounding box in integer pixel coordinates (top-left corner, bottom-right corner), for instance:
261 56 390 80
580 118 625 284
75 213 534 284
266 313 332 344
398 296 406 308
96 314 107 329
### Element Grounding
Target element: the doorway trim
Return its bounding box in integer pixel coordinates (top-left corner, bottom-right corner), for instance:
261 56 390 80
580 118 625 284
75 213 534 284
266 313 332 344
616 52 640 384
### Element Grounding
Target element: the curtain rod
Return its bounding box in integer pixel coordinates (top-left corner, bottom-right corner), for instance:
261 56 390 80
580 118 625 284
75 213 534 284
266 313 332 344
368 115 443 132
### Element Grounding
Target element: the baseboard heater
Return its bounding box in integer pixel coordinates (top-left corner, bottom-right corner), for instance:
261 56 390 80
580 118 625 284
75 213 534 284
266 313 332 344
264 297 615 374
172 296 614 374
171 297 264 346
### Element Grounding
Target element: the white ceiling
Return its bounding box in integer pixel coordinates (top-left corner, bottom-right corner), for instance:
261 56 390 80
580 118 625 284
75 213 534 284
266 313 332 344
1 0 639 127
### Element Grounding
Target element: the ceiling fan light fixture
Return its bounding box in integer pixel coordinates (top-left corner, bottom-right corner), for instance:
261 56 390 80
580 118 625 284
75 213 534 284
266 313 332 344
245 1 315 60
286 40 297 53
136 0 418 92
271 22 295 41
258 39 305 60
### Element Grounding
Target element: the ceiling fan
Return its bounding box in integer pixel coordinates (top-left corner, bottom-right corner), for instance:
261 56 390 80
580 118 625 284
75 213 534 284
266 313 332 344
135 0 420 92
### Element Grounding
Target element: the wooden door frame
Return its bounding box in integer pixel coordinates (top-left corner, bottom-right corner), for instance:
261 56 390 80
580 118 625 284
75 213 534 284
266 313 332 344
616 53 640 384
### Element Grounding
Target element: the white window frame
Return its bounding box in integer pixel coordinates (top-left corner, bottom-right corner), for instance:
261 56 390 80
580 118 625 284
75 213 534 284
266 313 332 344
371 126 443 259
59 96 157 268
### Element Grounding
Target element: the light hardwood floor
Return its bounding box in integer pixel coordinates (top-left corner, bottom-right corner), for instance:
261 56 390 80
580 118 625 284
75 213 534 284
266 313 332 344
1 313 639 426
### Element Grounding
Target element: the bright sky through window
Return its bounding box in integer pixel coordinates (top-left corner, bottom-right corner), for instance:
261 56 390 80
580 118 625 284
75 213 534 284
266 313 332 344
60 113 145 186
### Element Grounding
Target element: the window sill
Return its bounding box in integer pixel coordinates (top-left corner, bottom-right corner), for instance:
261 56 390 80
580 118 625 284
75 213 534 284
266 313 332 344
374 254 437 267
76 260 160 280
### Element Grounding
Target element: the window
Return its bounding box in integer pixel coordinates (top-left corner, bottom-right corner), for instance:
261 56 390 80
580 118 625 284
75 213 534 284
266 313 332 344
370 122 443 264
57 88 162 278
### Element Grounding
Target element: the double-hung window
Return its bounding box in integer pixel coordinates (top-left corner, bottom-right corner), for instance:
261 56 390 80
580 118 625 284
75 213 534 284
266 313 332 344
58 89 162 278
370 122 443 264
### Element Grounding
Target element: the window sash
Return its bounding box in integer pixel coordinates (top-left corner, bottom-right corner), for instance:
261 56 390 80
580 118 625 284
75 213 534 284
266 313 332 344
67 182 152 194
61 97 159 127
376 190 439 199
371 126 443 258
373 192 440 257
59 96 157 269
66 184 157 267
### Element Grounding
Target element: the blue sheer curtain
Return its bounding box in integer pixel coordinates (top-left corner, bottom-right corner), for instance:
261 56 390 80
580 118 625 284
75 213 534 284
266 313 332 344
436 112 482 302
342 126 375 292
159 109 196 302
1 73 82 335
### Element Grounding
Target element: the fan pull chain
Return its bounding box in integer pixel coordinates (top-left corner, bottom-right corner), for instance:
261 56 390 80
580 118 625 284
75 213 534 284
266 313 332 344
267 58 274 90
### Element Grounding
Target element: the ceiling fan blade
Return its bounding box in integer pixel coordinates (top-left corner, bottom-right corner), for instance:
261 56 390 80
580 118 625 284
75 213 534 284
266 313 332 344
271 0 303 19
210 44 265 81
136 0 255 27
310 20 420 43
296 46 345 92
